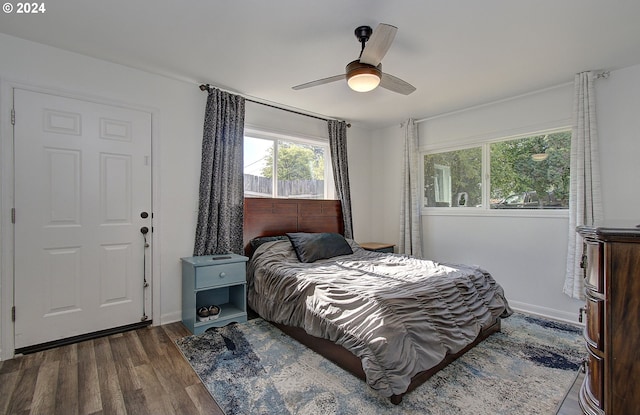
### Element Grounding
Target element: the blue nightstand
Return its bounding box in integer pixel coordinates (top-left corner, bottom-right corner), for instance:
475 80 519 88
181 254 248 334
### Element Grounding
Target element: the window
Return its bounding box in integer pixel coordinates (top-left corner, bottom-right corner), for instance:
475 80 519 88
244 132 333 199
424 147 482 207
423 129 571 211
490 131 570 209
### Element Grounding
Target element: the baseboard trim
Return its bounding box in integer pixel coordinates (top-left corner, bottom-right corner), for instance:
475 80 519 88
509 300 582 326
14 320 152 355
161 310 182 325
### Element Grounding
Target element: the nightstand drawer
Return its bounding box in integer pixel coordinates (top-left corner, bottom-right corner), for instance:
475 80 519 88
195 262 245 289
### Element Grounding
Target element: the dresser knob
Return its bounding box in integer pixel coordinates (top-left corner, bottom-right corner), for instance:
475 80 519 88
579 253 587 269
219 272 226 278
581 359 589 373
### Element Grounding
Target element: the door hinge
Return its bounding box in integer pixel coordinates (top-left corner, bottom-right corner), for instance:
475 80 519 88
11 208 15 224
11 108 15 125
12 306 16 322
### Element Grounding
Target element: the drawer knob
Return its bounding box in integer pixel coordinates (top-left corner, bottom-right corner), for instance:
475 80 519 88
219 272 226 278
581 358 589 373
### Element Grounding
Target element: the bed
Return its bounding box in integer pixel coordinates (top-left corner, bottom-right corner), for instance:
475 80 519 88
243 197 512 404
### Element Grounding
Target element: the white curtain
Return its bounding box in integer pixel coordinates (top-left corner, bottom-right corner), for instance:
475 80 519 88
563 71 603 299
399 119 423 257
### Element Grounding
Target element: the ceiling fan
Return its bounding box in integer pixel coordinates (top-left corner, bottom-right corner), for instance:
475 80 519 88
292 23 416 95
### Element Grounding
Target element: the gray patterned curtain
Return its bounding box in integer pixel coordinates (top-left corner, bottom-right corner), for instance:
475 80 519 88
327 120 354 239
193 88 245 256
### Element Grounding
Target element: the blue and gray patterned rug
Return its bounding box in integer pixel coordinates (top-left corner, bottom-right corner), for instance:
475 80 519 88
176 313 583 415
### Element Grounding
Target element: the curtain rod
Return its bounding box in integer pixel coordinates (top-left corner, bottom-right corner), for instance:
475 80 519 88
199 84 351 128
414 71 611 125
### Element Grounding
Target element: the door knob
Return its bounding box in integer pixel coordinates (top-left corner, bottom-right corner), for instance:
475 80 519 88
140 212 149 218
140 227 149 235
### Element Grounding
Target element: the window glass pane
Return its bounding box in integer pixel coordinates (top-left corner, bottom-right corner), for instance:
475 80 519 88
490 131 570 209
276 140 325 199
244 135 330 199
244 136 273 197
424 147 482 207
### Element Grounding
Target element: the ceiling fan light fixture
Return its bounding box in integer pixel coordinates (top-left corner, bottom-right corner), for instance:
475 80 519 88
348 72 381 92
346 60 381 92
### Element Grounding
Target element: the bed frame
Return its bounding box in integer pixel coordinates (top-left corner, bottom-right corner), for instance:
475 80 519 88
243 197 501 404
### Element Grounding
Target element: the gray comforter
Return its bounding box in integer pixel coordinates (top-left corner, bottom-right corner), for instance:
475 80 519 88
247 240 512 397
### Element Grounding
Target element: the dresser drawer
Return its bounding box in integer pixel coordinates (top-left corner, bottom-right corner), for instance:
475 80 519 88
584 293 603 350
584 241 603 293
195 262 245 289
584 345 604 411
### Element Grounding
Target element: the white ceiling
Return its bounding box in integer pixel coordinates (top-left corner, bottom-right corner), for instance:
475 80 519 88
2 0 640 128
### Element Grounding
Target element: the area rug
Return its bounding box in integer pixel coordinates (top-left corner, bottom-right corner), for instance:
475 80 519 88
176 313 583 415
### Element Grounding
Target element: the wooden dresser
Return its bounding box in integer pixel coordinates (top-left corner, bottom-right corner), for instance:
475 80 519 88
577 224 640 415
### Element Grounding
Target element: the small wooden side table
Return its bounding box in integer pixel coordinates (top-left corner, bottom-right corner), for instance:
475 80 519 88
359 242 395 253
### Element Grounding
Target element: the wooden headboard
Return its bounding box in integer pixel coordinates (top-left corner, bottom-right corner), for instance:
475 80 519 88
243 198 344 256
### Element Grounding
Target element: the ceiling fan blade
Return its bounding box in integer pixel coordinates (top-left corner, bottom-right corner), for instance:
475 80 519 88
359 23 397 66
380 73 416 95
292 74 345 90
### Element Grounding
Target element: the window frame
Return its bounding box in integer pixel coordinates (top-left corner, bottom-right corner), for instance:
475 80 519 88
243 126 335 200
420 126 571 218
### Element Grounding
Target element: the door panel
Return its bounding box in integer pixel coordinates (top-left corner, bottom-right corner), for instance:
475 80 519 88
43 246 82 316
14 89 152 349
99 243 132 306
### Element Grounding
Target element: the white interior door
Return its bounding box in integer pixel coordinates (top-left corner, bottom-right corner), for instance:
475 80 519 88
13 89 152 349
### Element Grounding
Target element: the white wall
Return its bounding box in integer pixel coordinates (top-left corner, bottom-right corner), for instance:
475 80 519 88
343 126 373 242
369 124 405 244
596 64 640 219
0 33 372 358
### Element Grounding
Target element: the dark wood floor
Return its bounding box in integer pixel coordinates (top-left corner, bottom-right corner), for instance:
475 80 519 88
0 321 584 415
0 323 223 415
556 372 584 415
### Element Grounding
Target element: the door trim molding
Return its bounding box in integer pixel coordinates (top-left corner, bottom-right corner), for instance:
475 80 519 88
0 78 161 360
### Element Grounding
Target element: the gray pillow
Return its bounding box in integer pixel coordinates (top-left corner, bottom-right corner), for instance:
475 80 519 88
250 235 289 251
286 232 353 263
